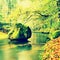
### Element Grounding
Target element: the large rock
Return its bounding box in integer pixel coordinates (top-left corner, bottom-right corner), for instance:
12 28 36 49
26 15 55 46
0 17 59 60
8 23 32 40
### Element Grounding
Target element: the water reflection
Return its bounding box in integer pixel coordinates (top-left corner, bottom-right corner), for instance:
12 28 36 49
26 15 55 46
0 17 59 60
29 32 50 45
0 32 48 60
0 39 33 60
0 40 41 60
9 39 30 44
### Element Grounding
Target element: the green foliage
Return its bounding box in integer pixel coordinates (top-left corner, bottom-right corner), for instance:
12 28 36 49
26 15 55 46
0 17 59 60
0 0 59 32
52 30 60 39
6 0 17 9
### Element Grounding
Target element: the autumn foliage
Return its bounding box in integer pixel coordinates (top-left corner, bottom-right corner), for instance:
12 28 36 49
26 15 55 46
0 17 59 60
40 37 60 60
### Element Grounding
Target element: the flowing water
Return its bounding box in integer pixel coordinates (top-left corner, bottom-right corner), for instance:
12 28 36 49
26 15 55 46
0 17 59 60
0 32 49 60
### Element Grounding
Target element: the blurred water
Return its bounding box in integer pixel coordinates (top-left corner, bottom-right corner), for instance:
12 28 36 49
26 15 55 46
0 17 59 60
29 32 50 45
0 32 49 60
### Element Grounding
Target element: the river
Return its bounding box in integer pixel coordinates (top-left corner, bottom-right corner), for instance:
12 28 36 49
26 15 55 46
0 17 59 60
0 32 50 60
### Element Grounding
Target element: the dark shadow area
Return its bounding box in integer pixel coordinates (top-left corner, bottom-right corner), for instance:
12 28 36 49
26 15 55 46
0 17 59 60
16 44 32 51
10 44 32 52
9 38 30 44
8 38 32 51
9 39 32 52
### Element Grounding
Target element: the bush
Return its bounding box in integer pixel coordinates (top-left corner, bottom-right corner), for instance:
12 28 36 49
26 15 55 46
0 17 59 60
52 30 60 39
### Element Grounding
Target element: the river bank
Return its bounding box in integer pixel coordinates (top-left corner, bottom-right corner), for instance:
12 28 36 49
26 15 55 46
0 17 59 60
0 32 8 39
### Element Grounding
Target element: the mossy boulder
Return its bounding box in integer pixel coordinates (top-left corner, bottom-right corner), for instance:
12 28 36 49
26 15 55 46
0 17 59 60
8 23 32 40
